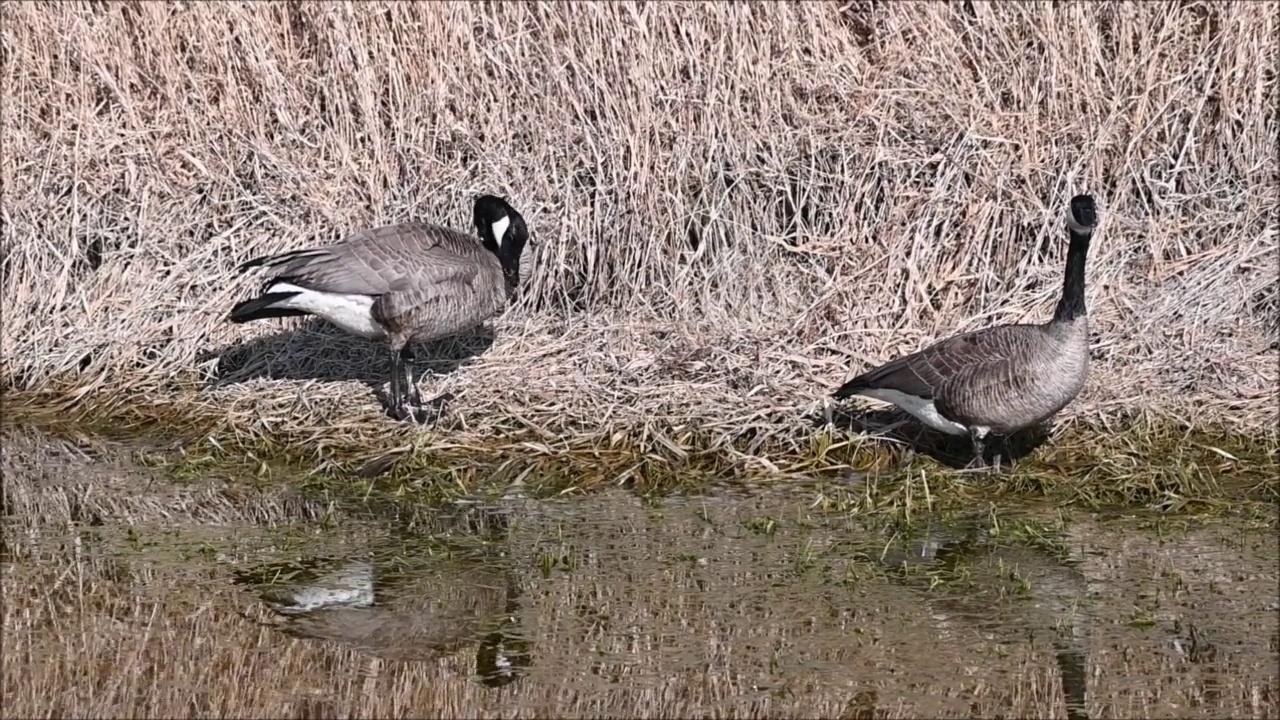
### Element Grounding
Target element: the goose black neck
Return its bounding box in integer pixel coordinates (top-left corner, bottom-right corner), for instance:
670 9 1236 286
479 225 523 286
502 267 520 294
1053 227 1091 323
498 245 523 286
499 241 521 267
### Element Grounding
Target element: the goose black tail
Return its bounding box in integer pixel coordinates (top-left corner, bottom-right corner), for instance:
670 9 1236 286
227 292 308 323
236 255 270 273
832 379 868 399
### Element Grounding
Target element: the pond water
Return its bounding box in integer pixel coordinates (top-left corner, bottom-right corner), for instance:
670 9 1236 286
3 424 1276 719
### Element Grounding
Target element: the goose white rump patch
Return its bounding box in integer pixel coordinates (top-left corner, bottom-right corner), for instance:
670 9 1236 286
859 388 971 436
266 282 386 340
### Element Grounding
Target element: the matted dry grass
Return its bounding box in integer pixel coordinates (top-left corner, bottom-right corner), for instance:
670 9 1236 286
2 1 1277 466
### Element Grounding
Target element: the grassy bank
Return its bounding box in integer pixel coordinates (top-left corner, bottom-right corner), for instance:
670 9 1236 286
6 393 1277 519
2 2 1277 464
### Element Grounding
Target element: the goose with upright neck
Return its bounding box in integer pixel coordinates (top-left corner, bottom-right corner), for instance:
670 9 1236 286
832 194 1099 470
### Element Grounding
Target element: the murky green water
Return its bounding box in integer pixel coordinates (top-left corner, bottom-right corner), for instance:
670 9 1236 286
3 425 1277 718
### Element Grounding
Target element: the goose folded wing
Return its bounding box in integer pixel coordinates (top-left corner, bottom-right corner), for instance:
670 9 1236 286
265 223 481 297
851 329 1024 399
263 249 391 296
371 260 483 331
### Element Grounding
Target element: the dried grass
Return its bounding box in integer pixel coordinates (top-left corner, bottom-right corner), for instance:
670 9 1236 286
3 1 1277 465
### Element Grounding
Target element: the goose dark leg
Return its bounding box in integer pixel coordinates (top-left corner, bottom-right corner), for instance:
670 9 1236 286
401 346 423 409
384 345 422 423
388 346 452 425
387 347 404 418
388 346 430 424
966 426 992 472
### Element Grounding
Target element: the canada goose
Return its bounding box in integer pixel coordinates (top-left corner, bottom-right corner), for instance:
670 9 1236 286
227 194 530 423
832 194 1099 470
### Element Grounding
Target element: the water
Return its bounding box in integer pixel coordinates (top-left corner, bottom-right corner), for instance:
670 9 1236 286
3 425 1276 718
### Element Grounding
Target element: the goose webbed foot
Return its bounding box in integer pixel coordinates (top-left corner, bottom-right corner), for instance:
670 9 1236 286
894 448 918 472
965 453 1004 475
389 391 455 425
389 402 426 424
962 455 1004 476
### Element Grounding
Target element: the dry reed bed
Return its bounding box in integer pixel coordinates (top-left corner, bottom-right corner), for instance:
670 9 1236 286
2 1 1277 466
3 427 1276 719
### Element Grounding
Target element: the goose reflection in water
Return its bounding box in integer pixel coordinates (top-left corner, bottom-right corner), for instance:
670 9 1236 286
237 508 530 689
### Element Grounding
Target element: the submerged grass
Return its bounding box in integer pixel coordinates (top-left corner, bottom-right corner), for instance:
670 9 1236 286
3 419 1277 719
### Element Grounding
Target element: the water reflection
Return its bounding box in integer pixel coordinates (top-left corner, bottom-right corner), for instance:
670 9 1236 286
237 487 1102 714
225 486 1276 718
876 518 1090 720
6 422 1274 718
234 504 531 688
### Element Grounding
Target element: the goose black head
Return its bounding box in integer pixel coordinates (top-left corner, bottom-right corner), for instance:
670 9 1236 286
473 194 530 286
1067 194 1097 234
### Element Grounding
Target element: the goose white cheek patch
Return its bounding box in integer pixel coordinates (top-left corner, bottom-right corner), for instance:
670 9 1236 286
491 216 511 249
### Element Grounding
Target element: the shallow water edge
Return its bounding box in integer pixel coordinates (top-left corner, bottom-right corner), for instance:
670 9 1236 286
4 392 1276 518
3 422 1277 719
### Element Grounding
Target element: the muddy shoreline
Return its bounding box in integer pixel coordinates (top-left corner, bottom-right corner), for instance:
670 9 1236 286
5 394 1276 518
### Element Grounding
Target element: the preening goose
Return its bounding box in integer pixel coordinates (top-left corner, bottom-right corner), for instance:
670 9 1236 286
228 194 530 423
832 194 1099 469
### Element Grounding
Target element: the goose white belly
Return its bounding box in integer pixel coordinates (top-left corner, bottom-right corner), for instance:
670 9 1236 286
858 388 974 436
267 282 388 340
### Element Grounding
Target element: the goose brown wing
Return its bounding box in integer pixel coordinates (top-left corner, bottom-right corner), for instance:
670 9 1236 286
835 325 1037 400
245 223 486 297
370 265 490 335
